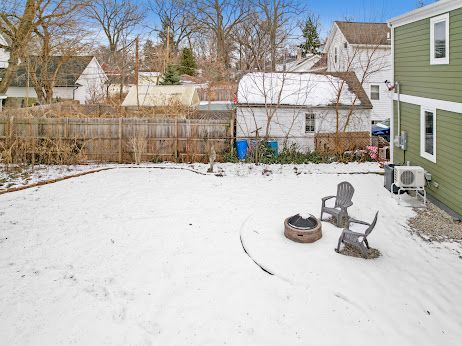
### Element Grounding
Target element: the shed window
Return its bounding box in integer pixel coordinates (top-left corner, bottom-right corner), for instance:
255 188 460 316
430 13 449 65
420 107 436 163
305 113 315 133
370 85 380 100
334 47 338 64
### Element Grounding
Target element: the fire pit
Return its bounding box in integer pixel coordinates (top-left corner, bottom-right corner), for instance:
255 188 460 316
284 214 322 243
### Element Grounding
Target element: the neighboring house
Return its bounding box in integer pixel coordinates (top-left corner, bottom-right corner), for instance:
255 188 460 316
122 85 200 108
100 63 134 98
236 72 372 152
324 21 392 124
388 0 462 216
0 32 10 69
288 54 322 72
3 56 107 104
139 71 161 86
276 54 322 72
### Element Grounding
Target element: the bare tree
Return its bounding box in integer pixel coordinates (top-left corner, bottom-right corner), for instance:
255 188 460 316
27 0 89 103
147 0 194 52
234 12 271 71
86 0 144 53
85 0 143 102
0 1 42 94
0 0 89 96
190 0 252 67
256 0 306 71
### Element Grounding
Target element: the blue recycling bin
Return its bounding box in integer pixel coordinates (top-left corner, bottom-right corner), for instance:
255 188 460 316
267 140 279 157
235 140 248 160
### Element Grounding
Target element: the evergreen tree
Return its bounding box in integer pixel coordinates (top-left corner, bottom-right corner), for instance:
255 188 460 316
159 65 181 85
298 17 321 56
142 39 156 69
179 48 196 76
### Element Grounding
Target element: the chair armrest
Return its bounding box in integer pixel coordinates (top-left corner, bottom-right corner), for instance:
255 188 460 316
321 196 335 207
339 201 353 212
348 218 370 226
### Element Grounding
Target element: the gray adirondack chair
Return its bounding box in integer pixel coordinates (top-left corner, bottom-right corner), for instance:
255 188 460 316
320 181 355 227
335 211 379 258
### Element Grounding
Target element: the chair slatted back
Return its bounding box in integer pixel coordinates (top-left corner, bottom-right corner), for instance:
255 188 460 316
334 181 355 208
365 212 379 237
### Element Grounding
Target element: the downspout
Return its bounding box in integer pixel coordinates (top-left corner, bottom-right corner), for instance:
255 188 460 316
73 83 82 103
396 82 400 135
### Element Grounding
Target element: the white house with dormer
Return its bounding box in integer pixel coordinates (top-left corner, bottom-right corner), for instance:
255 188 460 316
324 21 392 124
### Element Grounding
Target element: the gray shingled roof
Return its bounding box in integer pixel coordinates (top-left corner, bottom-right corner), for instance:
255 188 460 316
1 56 94 87
335 22 391 46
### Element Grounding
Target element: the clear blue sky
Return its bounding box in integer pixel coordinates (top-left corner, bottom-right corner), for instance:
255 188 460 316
313 0 436 36
138 0 436 42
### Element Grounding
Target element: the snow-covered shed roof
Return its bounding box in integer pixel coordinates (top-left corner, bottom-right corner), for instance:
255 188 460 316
237 72 371 109
122 85 200 107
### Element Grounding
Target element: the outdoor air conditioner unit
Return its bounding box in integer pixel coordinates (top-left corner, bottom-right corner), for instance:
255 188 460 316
394 166 425 188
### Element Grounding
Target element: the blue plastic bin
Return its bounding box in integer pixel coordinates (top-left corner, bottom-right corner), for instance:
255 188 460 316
267 140 279 157
236 140 249 160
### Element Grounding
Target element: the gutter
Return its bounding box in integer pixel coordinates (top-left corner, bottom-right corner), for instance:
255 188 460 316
73 83 82 101
236 103 373 111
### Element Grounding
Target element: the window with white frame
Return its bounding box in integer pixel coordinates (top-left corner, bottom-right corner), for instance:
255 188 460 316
371 85 380 100
430 13 449 65
420 107 436 163
334 47 338 64
305 113 315 133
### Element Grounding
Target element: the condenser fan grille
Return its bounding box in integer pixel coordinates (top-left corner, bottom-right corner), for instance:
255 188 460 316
400 170 415 185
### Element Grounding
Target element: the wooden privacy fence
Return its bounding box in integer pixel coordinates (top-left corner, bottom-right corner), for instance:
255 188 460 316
0 116 234 163
315 132 371 153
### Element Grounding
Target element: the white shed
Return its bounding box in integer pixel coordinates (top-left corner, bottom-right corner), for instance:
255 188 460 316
237 72 372 152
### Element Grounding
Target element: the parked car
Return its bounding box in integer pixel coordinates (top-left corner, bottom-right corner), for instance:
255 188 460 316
371 122 390 142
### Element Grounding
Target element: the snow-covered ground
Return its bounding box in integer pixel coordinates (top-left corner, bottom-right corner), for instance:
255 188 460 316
0 164 461 345
0 165 107 191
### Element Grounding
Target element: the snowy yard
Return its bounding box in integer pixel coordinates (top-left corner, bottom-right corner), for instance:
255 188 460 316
0 164 461 345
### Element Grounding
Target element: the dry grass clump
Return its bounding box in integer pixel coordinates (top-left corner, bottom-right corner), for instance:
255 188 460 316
3 100 201 119
129 136 147 165
0 138 86 167
338 244 381 259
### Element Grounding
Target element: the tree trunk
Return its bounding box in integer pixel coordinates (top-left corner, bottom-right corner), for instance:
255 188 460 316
0 0 37 94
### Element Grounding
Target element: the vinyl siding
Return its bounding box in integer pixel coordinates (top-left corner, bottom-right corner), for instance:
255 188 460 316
327 25 392 122
393 101 462 215
394 8 462 103
237 107 371 152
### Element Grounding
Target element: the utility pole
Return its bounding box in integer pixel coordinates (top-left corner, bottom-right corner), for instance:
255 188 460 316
135 36 140 109
164 25 170 73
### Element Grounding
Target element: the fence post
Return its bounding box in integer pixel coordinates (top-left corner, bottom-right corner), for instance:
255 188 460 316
29 120 35 168
118 117 123 163
64 117 69 140
229 112 235 154
174 118 179 162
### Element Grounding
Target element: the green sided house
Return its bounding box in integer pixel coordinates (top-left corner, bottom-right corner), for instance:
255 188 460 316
388 0 462 216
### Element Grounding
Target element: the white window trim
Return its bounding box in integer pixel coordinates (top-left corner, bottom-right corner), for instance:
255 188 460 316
370 85 380 100
420 106 437 163
430 13 449 65
305 113 316 133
